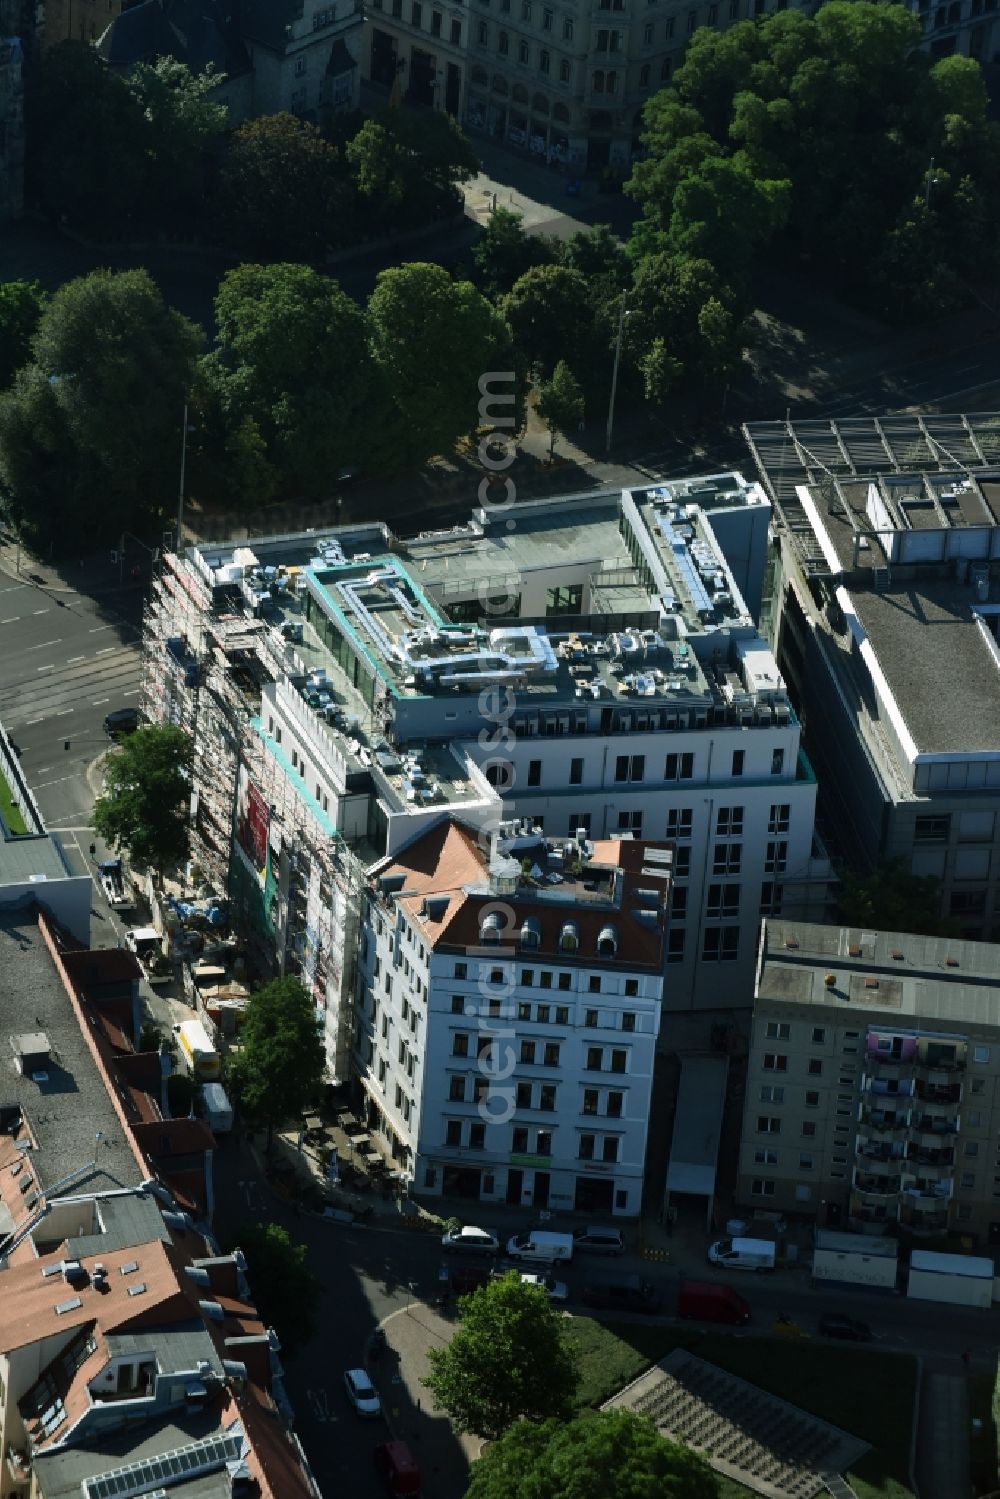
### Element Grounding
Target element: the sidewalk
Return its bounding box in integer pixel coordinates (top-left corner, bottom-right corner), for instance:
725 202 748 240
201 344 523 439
0 528 152 598
371 1302 479 1499
915 1361 970 1499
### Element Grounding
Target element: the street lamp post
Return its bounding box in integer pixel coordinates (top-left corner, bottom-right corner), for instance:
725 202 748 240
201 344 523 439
176 401 190 552
605 289 629 456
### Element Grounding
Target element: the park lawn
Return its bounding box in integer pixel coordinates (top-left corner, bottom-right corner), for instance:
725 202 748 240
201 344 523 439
561 1319 916 1499
0 769 26 834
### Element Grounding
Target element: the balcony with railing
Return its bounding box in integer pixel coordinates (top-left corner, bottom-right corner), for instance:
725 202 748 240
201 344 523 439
899 1198 951 1234
914 1077 962 1105
852 1168 902 1198
906 1139 955 1169
909 1107 960 1138
856 1135 906 1164
859 1102 911 1134
848 1197 893 1228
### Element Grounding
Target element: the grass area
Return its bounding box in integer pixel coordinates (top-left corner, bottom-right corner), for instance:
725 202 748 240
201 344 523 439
969 1373 997 1497
0 769 27 835
561 1319 917 1499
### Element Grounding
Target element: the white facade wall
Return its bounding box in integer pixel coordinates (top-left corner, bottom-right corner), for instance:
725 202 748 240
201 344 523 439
356 898 661 1216
460 723 818 1011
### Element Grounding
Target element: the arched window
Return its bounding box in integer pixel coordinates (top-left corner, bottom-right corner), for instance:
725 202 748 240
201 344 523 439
481 910 505 943
592 69 605 92
560 921 579 952
478 19 488 43
532 91 549 113
639 62 650 86
521 917 540 950
498 29 509 53
597 924 619 958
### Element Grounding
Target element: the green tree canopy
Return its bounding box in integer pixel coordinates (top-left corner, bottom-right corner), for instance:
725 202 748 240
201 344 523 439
627 2 1000 316
422 1271 579 1439
0 269 202 549
0 281 47 389
228 1222 321 1356
203 262 385 496
836 858 958 937
92 724 193 875
367 262 512 467
537 360 584 457
471 207 559 300
626 252 747 403
347 107 478 233
228 978 326 1149
216 113 352 260
125 58 228 229
503 263 594 377
466 1409 719 1499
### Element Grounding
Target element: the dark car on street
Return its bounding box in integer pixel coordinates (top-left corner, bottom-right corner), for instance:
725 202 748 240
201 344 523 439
818 1313 873 1342
104 707 140 737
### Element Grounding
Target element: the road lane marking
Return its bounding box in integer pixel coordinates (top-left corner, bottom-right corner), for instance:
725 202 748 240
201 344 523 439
25 639 61 651
89 624 113 633
25 716 45 724
93 697 110 705
67 655 85 664
1 616 19 623
124 689 140 697
55 708 74 717
96 647 115 656
33 608 48 615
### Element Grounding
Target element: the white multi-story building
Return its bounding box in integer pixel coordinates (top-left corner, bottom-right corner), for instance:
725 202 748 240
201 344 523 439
357 818 669 1215
143 474 834 1092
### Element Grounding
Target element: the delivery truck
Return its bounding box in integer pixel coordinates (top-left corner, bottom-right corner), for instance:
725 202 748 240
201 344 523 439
708 1236 776 1272
201 1081 233 1134
678 1280 752 1325
175 1019 221 1082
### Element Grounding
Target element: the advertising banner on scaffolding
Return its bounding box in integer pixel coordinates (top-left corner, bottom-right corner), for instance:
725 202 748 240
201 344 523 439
232 765 278 941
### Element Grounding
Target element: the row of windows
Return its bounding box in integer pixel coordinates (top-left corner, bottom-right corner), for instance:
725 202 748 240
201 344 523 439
443 1118 623 1161
527 754 788 789
451 970 640 1001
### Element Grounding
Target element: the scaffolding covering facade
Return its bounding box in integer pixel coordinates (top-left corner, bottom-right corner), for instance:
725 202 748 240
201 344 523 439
142 551 364 1081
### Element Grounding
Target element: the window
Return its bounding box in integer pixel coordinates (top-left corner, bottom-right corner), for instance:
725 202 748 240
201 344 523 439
452 1033 469 1057
706 882 740 918
771 748 785 775
961 1172 976 1189
544 1042 560 1066
768 803 790 834
799 1153 814 1170
469 1122 485 1149
563 15 573 36
713 843 741 875
520 1040 536 1064
965 1141 980 1158
729 0 739 13
451 995 465 1015
967 1111 982 1127
805 1089 819 1106
751 1179 776 1197
455 961 467 978
499 28 509 50
614 753 645 782
765 841 787 874
294 56 307 76
757 1115 781 1134
452 17 462 40
543 4 553 24
610 1049 627 1073
665 752 694 780
559 57 571 80
666 807 693 839
617 810 643 834
431 8 442 32
536 1129 552 1154
607 1091 623 1117
516 1082 532 1108
717 806 744 836
675 846 691 877
570 756 583 784
522 0 531 14
588 977 602 995
569 812 591 835
555 1006 569 1024
519 38 530 61
702 927 739 962
620 1012 636 1034
643 19 654 38
583 1088 599 1115
666 14 675 32
754 1148 778 1165
448 1074 465 1102
660 56 671 78
586 1046 602 1070
759 1085 784 1103
667 928 686 962
686 7 696 28
765 1022 790 1040
512 1127 529 1152
602 1136 620 1163
708 1 717 17
802 1120 816 1137
527 758 541 786
808 1059 823 1076
763 1053 788 1072
412 0 422 20
915 815 950 842
445 1120 462 1146
811 1027 826 1044
579 1134 595 1159
974 1045 991 1063
558 972 571 991
539 972 552 989
536 1004 550 1023
732 749 745 776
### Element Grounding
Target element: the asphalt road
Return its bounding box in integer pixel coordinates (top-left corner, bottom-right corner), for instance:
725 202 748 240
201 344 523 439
0 567 143 857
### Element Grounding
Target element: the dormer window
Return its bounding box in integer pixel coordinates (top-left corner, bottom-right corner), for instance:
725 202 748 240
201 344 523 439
480 910 504 944
559 921 579 952
521 917 540 950
597 925 618 958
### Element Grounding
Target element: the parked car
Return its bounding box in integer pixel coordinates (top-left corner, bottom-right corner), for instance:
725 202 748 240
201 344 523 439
519 1271 569 1302
818 1313 873 1342
441 1225 500 1256
374 1441 421 1497
581 1275 661 1313
505 1230 574 1264
344 1367 382 1417
103 707 140 737
573 1226 625 1256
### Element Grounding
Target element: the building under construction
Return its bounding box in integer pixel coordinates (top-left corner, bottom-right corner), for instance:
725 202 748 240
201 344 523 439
142 544 366 1082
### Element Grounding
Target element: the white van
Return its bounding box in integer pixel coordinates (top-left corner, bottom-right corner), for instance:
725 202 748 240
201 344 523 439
506 1230 574 1265
708 1236 775 1272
